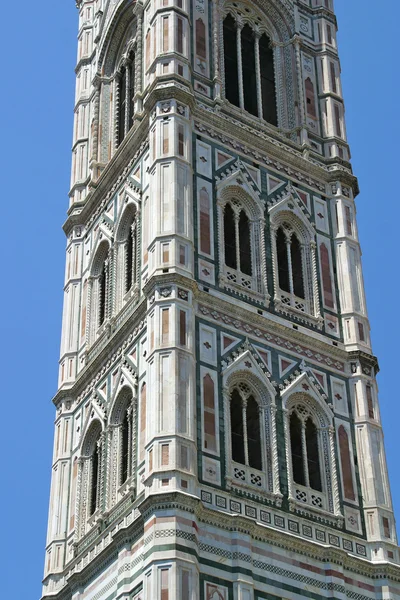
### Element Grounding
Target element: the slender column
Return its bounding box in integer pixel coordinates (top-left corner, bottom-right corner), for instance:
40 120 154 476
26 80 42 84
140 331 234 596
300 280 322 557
329 426 342 517
254 32 263 119
74 457 84 545
234 213 241 273
134 209 141 295
85 276 93 348
310 241 321 318
270 405 281 496
131 221 137 287
301 421 310 488
104 256 110 321
127 406 133 479
294 37 305 124
242 398 249 466
124 61 131 137
133 4 143 105
259 218 270 302
123 240 129 295
283 409 294 500
270 226 280 302
213 0 221 97
236 21 244 109
130 379 138 488
113 73 121 150
99 431 107 512
286 235 295 298
91 81 100 163
223 387 232 488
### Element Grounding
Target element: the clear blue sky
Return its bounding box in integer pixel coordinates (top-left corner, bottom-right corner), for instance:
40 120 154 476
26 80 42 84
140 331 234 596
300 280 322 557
0 2 398 599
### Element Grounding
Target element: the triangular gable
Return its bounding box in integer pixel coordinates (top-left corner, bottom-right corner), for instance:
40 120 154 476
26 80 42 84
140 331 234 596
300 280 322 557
280 370 331 418
222 340 275 385
80 394 106 447
268 183 314 236
216 160 262 205
108 362 137 422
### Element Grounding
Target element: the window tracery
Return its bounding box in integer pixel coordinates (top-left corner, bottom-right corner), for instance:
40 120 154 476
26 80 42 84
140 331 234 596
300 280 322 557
115 202 140 313
222 367 280 500
270 211 321 324
87 241 111 345
218 186 266 299
283 389 341 519
222 12 277 125
108 385 136 506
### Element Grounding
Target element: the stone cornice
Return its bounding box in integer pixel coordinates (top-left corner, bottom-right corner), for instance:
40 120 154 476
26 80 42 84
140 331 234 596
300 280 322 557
41 491 400 600
52 297 146 408
64 80 359 238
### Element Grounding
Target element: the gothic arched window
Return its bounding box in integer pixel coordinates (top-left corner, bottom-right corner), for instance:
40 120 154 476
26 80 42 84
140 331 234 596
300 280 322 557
223 15 277 125
276 226 305 300
116 51 136 147
222 201 255 288
115 204 139 313
120 408 130 485
271 217 320 320
230 388 261 470
89 242 111 342
98 260 107 327
89 432 101 516
290 409 322 493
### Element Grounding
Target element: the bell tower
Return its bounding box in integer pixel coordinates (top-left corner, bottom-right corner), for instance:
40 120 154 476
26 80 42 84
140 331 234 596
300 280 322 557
42 1 400 599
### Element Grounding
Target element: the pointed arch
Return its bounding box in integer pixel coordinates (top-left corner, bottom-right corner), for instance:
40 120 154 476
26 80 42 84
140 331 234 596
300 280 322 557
270 207 320 322
115 201 140 311
88 240 111 342
223 367 279 497
218 184 266 299
283 387 339 517
219 0 295 129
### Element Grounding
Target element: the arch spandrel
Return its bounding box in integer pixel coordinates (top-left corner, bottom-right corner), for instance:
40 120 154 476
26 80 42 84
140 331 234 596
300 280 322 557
98 0 138 76
220 0 295 43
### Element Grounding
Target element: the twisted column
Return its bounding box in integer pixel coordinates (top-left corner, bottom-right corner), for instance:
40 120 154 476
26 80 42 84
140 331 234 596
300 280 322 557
310 240 321 318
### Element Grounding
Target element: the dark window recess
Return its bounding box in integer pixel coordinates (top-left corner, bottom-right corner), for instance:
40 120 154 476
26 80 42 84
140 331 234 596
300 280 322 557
239 210 252 275
290 412 305 486
99 262 107 326
121 410 129 485
306 418 322 491
241 25 258 116
223 15 240 108
126 224 134 293
230 389 245 465
129 58 135 128
246 395 261 470
90 441 100 516
277 227 290 293
291 234 305 299
224 203 237 269
259 34 277 126
118 67 127 146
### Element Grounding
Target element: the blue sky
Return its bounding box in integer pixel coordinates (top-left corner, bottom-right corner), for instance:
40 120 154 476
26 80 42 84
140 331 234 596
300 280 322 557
0 2 398 599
